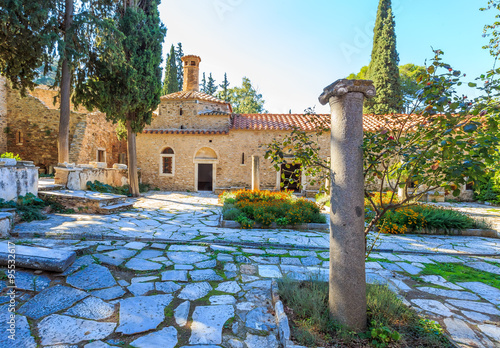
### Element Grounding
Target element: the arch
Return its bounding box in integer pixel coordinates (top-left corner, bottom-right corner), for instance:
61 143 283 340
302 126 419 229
161 147 174 155
194 147 217 161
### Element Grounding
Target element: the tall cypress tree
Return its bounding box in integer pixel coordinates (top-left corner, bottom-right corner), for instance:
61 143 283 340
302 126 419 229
162 45 178 95
365 2 402 114
366 0 391 79
175 42 184 90
74 0 166 196
200 72 207 93
205 73 217 95
217 73 230 102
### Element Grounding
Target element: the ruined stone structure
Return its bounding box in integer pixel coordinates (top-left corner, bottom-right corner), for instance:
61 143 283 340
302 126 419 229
1 83 127 173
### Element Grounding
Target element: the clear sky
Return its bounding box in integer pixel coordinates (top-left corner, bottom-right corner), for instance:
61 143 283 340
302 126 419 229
158 0 497 114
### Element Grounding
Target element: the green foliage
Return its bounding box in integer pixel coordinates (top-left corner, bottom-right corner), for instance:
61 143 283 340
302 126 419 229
162 45 179 95
175 43 184 90
481 1 500 57
364 4 403 114
222 207 241 220
399 63 426 112
278 278 451 347
474 170 500 203
377 204 485 234
419 262 500 290
0 193 47 222
74 0 166 134
0 152 21 160
234 214 255 229
229 77 266 113
205 73 217 96
86 180 150 197
216 73 230 102
220 190 325 226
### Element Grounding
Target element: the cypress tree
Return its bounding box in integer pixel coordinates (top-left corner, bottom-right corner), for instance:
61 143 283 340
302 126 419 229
366 0 391 78
205 73 217 95
175 43 184 90
74 0 166 196
200 72 207 93
162 45 179 95
365 3 402 114
217 73 230 102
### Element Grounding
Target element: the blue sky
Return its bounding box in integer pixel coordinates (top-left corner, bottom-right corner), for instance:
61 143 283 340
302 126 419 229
158 0 496 114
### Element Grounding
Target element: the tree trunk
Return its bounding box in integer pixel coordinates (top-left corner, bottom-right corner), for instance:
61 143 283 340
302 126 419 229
126 120 140 197
58 0 73 164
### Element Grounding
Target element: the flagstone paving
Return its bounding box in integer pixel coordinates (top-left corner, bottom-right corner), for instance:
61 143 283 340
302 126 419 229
0 192 499 347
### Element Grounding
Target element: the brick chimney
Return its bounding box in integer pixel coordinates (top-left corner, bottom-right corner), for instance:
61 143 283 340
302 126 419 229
181 55 201 92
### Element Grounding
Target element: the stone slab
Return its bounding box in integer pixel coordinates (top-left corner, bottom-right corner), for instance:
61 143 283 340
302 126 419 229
0 305 36 348
0 242 76 272
125 258 162 271
167 251 210 264
458 282 500 305
477 324 500 342
127 282 154 296
19 285 88 319
38 314 116 345
210 295 236 305
411 299 454 317
216 281 241 294
161 270 188 282
179 282 212 301
174 301 190 327
130 327 177 348
258 265 282 278
155 281 182 293
117 295 173 335
446 300 500 316
443 317 483 348
66 264 117 290
245 306 277 331
416 287 480 301
189 305 234 345
14 271 51 291
190 269 223 281
91 286 126 300
64 296 115 320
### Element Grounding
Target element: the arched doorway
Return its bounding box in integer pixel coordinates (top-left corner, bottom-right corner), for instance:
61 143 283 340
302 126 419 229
194 147 218 191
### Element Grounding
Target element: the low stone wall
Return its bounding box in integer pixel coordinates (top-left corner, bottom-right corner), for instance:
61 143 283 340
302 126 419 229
0 159 38 201
54 163 129 190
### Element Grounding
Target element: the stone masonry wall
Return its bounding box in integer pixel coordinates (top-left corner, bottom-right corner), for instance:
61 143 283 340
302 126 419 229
7 87 126 171
69 112 127 168
151 100 231 131
136 129 330 192
0 76 7 153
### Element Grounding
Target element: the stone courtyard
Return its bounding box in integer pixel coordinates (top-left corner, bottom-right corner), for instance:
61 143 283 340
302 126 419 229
0 192 499 347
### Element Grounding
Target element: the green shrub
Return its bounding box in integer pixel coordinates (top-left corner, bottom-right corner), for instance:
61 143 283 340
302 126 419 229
86 180 151 197
0 152 21 160
223 207 241 220
235 214 255 229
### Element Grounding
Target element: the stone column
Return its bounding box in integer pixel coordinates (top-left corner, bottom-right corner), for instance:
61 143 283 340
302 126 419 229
251 156 260 190
319 79 375 331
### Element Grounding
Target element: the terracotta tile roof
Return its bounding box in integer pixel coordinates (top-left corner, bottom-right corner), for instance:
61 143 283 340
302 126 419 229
231 113 424 132
232 114 330 131
142 129 228 135
161 90 231 108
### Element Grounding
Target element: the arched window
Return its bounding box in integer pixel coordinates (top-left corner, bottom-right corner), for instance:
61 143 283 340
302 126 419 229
160 147 175 176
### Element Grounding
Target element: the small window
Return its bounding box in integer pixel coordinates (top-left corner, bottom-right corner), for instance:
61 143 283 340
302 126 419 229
97 149 106 163
16 130 23 145
241 153 245 165
190 61 195 66
160 147 175 176
180 108 183 116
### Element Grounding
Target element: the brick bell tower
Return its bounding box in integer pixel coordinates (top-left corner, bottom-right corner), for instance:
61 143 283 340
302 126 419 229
181 55 201 92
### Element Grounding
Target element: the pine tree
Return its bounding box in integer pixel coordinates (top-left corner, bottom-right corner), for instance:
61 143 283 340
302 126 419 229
364 2 402 114
217 73 230 102
205 73 217 95
200 72 207 93
175 42 184 90
74 0 166 196
229 77 266 114
162 45 179 95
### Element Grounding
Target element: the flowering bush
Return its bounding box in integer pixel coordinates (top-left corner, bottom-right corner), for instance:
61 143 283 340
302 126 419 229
220 189 326 228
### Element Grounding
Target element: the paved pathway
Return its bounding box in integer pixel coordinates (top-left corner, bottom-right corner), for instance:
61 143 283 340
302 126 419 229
1 192 500 347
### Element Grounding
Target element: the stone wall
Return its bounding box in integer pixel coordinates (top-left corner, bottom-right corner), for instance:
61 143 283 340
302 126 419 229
54 165 129 190
0 76 7 153
152 100 231 131
6 87 126 172
0 160 38 201
136 129 330 192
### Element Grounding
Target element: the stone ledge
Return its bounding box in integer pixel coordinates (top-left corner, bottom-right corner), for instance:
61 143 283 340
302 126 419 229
219 219 328 231
407 228 499 239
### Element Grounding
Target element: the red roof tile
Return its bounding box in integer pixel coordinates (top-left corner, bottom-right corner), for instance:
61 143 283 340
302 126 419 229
161 90 232 110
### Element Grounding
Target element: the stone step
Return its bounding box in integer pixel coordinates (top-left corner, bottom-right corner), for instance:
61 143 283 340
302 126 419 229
38 178 65 192
39 190 130 215
98 202 134 215
0 212 14 237
0 241 76 272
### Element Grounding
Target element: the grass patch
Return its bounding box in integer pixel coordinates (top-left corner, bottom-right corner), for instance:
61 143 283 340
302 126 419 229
419 263 500 290
278 277 452 347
